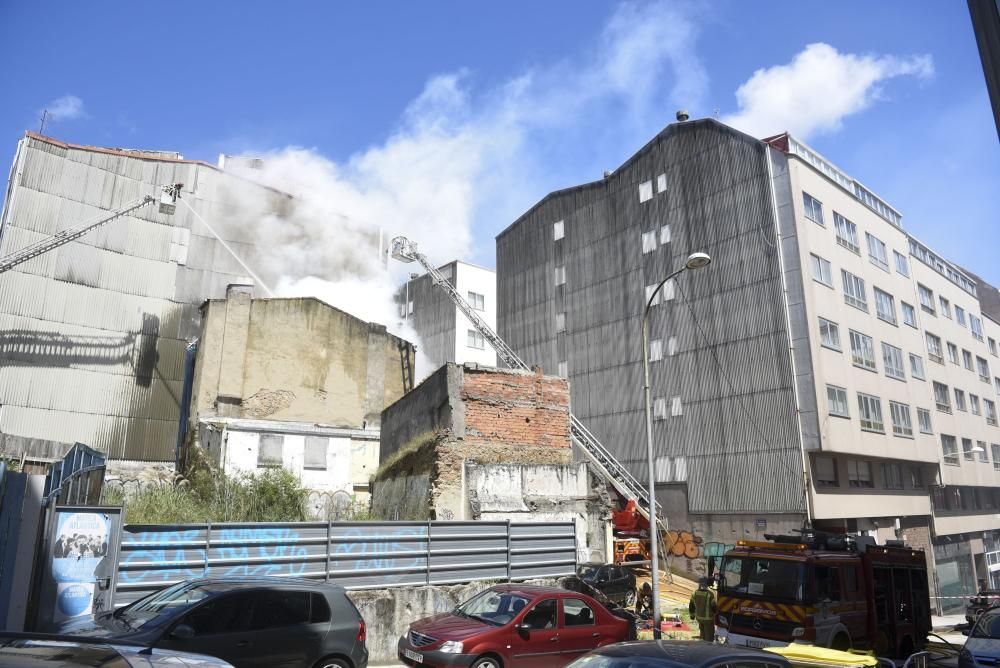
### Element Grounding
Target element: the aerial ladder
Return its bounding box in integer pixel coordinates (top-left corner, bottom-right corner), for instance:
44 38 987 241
389 236 662 530
0 184 182 275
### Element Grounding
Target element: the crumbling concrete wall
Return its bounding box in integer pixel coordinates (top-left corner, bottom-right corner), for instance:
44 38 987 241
347 578 558 665
378 364 459 463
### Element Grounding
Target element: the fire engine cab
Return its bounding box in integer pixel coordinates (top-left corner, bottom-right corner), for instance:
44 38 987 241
714 530 930 659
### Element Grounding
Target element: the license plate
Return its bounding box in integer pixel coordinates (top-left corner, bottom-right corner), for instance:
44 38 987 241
403 648 423 663
746 638 778 649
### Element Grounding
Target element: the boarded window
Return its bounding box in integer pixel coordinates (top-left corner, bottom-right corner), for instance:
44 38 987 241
258 434 284 467
304 436 328 470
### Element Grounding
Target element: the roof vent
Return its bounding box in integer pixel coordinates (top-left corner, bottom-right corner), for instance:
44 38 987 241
676 110 690 122
603 170 613 179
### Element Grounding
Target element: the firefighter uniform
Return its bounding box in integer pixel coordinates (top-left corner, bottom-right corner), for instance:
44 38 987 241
689 580 717 642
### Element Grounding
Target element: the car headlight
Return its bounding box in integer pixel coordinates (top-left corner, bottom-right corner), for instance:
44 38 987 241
440 641 464 654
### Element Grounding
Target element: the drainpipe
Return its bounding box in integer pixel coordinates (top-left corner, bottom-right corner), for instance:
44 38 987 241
175 339 199 470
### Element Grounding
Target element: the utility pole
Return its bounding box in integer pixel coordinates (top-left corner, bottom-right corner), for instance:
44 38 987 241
39 110 49 135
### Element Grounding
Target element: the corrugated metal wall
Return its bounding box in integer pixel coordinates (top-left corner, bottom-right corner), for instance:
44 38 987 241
497 119 805 515
113 520 577 606
0 137 287 462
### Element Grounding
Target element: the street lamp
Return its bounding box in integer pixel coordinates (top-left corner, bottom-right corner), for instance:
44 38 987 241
642 251 711 639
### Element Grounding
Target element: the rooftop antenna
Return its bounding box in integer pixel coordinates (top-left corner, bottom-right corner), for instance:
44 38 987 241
713 108 720 119
39 109 49 135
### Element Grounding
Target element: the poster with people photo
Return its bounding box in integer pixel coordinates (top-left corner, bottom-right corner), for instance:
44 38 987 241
51 511 111 621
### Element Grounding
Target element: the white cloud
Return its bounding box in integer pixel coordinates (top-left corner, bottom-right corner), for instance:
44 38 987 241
723 43 933 140
42 94 85 122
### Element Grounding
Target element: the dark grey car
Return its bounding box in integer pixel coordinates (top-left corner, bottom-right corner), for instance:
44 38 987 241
59 577 367 668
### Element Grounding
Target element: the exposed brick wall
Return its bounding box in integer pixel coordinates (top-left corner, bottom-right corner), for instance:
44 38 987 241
900 517 939 613
460 367 571 448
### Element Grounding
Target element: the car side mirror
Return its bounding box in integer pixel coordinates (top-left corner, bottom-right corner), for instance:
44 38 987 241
171 624 195 640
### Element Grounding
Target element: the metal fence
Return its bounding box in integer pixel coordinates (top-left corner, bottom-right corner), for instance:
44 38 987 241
113 520 577 607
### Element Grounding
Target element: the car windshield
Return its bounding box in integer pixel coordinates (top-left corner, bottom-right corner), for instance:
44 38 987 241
117 582 213 628
567 655 669 668
972 611 1000 639
578 566 599 579
457 589 531 626
720 556 805 602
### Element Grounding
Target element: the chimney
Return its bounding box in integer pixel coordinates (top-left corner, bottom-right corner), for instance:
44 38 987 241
676 110 690 122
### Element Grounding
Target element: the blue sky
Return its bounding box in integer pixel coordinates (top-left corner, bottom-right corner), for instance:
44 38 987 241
1 1 997 288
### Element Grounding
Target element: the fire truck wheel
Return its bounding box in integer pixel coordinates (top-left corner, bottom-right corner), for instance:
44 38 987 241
831 633 851 652
899 636 915 659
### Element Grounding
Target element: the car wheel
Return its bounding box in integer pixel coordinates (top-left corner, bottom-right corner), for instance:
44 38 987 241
625 589 637 607
471 654 503 668
313 657 350 668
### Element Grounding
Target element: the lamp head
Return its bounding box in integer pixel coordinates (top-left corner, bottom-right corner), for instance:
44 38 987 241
685 252 712 270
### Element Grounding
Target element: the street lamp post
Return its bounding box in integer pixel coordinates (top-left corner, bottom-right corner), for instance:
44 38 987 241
642 251 711 639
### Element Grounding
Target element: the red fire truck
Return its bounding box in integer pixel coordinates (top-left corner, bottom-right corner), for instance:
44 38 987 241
714 531 930 659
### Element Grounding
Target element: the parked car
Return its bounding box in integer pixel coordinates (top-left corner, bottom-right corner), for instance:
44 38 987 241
59 577 367 668
567 640 795 668
576 563 638 607
0 632 234 667
967 590 1000 624
960 606 1000 668
398 584 632 668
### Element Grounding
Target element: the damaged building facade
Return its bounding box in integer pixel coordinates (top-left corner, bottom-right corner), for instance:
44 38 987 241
373 362 611 562
187 286 416 512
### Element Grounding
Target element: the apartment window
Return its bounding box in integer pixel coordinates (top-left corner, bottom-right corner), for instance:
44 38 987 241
972 315 985 341
827 385 849 417
994 445 1000 471
948 342 959 365
815 456 838 487
917 408 933 434
834 212 860 253
963 349 974 370
656 173 667 193
639 180 653 202
554 265 566 285
978 356 991 382
894 250 909 276
858 393 885 432
848 460 873 488
641 230 657 253
956 305 967 326
649 338 663 362
972 394 981 415
910 354 926 380
934 382 951 413
467 329 485 349
979 440 990 463
468 291 485 311
819 318 841 351
990 338 998 356
926 332 943 364
849 330 877 371
671 396 683 417
660 224 671 245
810 254 833 287
555 312 566 333
881 463 904 489
557 361 568 378
911 466 925 488
874 288 896 324
553 220 564 240
802 192 824 225
939 296 952 319
842 271 868 311
955 388 967 412
889 401 913 437
303 436 328 471
882 343 905 380
257 434 284 467
918 284 935 314
942 435 959 466
902 302 917 328
996 377 1000 395
986 399 998 426
963 437 975 461
653 397 667 420
866 233 889 271
645 284 661 307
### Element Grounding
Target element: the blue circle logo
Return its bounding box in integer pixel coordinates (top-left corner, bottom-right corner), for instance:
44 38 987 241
57 585 91 617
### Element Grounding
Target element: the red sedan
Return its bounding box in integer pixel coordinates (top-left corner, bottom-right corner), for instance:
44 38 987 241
398 584 632 668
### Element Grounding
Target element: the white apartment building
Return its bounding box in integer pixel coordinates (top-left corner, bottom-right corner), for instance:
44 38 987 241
778 133 1000 609
397 260 497 373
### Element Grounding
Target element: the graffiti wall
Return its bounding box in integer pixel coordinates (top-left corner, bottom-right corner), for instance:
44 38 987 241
114 520 577 607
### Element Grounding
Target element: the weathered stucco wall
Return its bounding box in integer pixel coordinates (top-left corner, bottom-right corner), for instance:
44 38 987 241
378 364 459 463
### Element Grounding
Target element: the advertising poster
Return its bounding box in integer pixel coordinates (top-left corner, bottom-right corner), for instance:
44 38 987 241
51 511 111 622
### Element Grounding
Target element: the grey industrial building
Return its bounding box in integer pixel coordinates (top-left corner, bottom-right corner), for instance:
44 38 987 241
0 132 290 465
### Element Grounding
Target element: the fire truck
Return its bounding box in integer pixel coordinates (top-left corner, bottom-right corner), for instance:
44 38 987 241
714 530 930 659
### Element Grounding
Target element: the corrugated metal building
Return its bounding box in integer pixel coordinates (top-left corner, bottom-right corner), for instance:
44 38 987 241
0 132 291 463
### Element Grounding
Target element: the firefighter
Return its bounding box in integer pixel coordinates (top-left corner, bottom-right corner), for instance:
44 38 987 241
689 576 717 641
